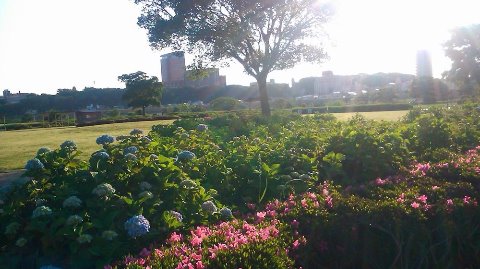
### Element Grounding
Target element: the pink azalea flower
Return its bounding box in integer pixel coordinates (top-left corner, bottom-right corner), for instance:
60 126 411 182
464 196 471 205
292 240 300 249
195 261 205 269
446 199 453 206
411 202 420 209
417 195 428 204
301 198 308 208
256 211 266 222
432 186 440 190
325 196 333 208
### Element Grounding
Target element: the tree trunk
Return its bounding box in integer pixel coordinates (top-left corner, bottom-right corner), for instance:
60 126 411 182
257 76 271 116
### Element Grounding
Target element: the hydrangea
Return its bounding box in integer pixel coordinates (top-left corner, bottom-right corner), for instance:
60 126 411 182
124 146 138 155
197 124 208 132
5 222 20 235
141 137 152 144
15 237 27 247
36 147 51 156
177 150 195 161
92 183 116 197
179 179 197 189
63 196 82 208
32 206 52 218
35 198 47 206
139 181 152 191
139 191 153 200
39 265 62 269
66 215 83 226
25 158 44 171
102 230 118 241
92 151 110 160
77 234 93 244
169 211 183 222
219 207 233 219
130 129 144 136
96 134 115 145
201 201 217 214
60 140 77 151
124 215 150 238
124 153 138 161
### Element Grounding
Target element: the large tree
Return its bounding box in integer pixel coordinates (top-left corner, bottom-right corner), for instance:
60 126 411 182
118 71 163 115
443 24 480 98
134 0 332 116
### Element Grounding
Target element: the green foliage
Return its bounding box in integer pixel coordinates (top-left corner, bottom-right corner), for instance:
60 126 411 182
118 71 163 116
209 97 241 111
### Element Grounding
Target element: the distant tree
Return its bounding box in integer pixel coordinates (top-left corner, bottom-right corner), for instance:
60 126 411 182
209 97 241 111
443 24 480 98
134 0 332 116
118 71 163 116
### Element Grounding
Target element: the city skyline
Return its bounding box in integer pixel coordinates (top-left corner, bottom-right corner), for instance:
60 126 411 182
0 0 479 95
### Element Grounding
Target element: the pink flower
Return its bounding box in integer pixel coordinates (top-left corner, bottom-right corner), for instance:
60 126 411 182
247 203 256 210
301 198 308 208
446 199 453 206
190 236 203 246
375 178 387 185
168 232 183 244
464 196 471 205
396 193 405 203
292 240 300 249
256 211 266 222
195 261 205 269
325 196 333 208
417 195 428 204
432 186 440 190
411 202 420 209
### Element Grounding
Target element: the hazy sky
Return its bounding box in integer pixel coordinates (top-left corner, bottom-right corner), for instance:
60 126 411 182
0 0 479 95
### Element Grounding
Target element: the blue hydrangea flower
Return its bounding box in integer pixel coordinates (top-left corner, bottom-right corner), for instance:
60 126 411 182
63 196 82 208
141 136 152 144
5 222 20 235
124 215 150 238
32 206 52 218
25 158 44 171
169 211 183 222
130 129 144 136
60 140 77 151
77 234 93 244
219 207 233 219
15 237 27 247
124 146 138 155
177 150 195 161
92 151 110 160
124 153 138 161
92 183 116 197
66 215 83 226
39 265 62 269
179 179 197 189
197 124 208 132
102 230 118 241
201 201 217 214
140 181 152 191
96 134 115 145
36 147 51 156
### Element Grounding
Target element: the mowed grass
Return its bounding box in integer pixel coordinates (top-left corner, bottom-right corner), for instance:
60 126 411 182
0 120 173 171
331 110 409 121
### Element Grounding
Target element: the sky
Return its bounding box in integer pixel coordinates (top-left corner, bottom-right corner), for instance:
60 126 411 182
0 0 479 95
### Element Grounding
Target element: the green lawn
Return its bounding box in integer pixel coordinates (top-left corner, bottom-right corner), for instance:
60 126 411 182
0 120 173 171
331 110 408 121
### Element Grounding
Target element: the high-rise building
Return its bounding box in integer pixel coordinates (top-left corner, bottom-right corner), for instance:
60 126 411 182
416 50 433 77
161 52 186 88
160 51 226 89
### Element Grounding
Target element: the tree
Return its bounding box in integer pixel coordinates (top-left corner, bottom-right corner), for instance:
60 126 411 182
134 0 332 116
118 71 163 116
443 24 480 98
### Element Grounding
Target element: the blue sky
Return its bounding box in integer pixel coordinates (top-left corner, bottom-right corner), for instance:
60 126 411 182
0 0 479 95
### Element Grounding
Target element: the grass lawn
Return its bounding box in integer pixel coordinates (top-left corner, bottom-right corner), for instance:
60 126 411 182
0 120 173 171
331 110 409 121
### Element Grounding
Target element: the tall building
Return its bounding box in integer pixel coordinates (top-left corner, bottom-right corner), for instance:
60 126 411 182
416 50 433 77
161 52 186 88
160 51 226 89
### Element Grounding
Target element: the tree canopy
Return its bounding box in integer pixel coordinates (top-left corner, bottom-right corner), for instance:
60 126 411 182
118 71 163 115
443 24 480 98
134 0 332 115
